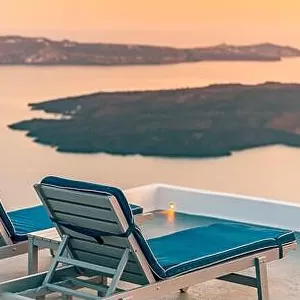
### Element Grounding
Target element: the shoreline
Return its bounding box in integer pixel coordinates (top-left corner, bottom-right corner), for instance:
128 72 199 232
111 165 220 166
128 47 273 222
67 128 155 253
0 56 282 67
2 36 300 66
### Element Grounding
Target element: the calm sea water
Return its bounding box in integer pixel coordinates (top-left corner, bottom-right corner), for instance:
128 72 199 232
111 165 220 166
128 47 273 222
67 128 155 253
1 59 300 210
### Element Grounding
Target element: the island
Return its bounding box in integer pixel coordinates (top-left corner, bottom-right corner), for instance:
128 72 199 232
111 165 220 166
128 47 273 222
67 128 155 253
9 82 300 158
1 36 300 65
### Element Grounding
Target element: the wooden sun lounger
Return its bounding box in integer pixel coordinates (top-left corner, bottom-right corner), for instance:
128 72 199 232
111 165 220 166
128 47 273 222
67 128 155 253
0 176 297 300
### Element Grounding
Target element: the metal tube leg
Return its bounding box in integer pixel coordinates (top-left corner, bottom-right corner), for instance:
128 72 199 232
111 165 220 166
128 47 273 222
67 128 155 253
255 257 269 300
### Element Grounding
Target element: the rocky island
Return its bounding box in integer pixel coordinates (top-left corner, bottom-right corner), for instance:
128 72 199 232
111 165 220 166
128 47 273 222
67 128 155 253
1 36 300 65
9 82 300 158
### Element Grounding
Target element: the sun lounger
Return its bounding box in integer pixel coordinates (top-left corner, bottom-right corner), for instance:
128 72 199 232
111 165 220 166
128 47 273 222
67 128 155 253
0 176 296 300
0 183 142 260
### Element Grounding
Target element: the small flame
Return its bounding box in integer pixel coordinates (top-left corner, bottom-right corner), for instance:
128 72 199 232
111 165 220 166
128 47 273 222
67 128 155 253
169 202 175 210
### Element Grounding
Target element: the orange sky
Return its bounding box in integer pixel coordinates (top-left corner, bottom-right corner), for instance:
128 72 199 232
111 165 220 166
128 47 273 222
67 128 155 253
1 0 300 47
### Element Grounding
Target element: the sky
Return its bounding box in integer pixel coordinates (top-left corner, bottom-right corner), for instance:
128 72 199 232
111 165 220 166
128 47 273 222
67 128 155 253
1 0 300 47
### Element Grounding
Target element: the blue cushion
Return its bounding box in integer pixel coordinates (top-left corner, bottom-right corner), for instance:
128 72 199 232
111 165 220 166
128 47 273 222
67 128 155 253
146 223 296 278
7 205 54 241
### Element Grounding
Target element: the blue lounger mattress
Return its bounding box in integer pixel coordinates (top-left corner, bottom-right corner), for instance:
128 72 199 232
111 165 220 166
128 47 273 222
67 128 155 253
144 222 295 278
40 176 296 280
7 205 53 240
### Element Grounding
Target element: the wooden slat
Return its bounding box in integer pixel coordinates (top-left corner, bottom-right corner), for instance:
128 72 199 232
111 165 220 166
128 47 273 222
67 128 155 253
58 256 116 276
74 250 143 275
54 212 121 234
48 199 117 222
29 228 60 240
118 272 149 285
62 228 131 248
69 239 136 262
81 268 148 285
41 186 113 209
0 242 28 260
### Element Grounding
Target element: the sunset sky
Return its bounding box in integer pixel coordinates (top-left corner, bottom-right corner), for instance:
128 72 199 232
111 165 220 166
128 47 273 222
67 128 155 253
1 0 300 47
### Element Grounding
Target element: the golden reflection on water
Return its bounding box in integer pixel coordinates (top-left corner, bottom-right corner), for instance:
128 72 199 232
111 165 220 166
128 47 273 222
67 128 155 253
162 208 175 223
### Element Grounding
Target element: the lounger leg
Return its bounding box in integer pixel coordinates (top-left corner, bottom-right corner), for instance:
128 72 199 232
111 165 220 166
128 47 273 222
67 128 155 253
28 236 39 275
255 257 269 300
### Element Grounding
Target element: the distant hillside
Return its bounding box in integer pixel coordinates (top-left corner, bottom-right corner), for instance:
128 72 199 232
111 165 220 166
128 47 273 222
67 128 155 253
1 36 300 66
9 82 300 157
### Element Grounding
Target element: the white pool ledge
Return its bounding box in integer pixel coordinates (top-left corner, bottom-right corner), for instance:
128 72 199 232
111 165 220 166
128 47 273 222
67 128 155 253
125 184 300 232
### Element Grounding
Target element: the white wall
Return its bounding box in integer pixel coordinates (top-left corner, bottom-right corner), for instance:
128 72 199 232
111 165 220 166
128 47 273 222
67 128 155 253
124 184 157 212
126 184 300 231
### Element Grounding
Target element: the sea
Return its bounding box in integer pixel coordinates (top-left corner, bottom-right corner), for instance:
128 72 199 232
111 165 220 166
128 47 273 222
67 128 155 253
1 58 300 210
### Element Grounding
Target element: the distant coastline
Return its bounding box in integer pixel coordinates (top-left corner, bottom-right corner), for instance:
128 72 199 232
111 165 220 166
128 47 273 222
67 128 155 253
1 35 300 66
9 82 300 158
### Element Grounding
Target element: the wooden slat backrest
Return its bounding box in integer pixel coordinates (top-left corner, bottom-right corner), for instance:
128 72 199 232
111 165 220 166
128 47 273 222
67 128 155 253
34 184 155 285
